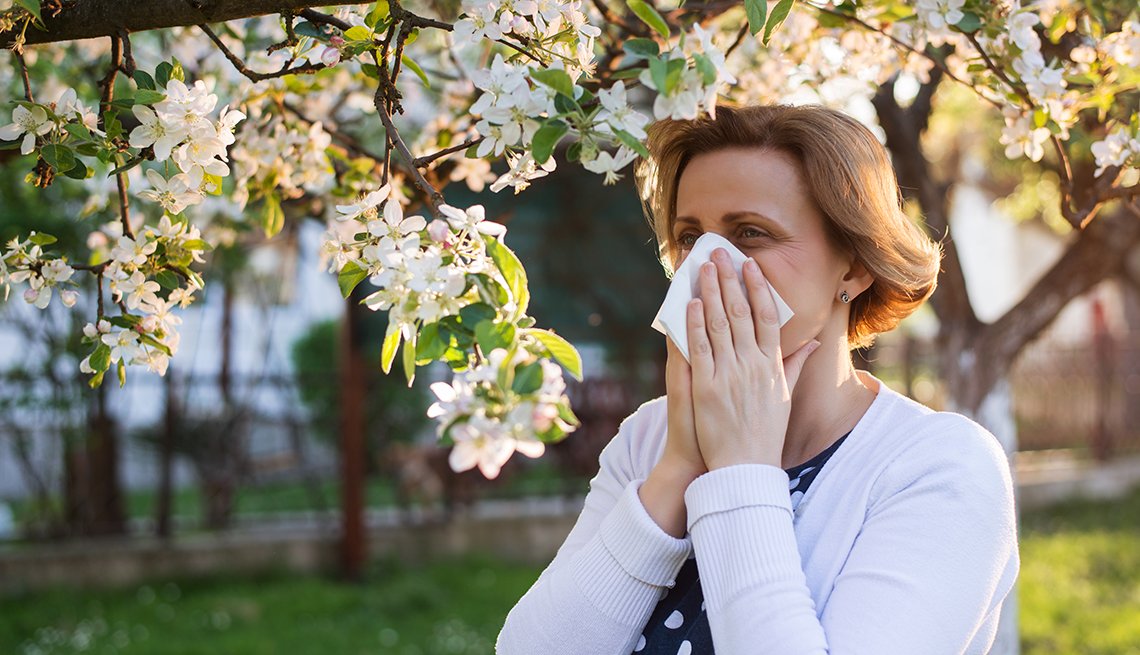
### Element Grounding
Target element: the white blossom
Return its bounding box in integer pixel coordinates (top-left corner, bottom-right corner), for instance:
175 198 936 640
0 105 54 155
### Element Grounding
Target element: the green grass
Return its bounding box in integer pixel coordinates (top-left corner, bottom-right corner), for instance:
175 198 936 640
3 485 1137 654
0 553 544 655
1019 486 1140 655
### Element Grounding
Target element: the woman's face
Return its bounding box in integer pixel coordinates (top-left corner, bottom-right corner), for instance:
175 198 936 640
672 147 859 355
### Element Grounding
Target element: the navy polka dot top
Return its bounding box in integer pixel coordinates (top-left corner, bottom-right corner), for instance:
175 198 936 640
632 431 851 655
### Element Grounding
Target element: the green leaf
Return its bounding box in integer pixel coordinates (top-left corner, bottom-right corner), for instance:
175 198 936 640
155 62 174 88
64 122 93 141
28 232 57 246
402 328 417 387
337 259 369 298
134 70 158 90
622 37 660 59
475 319 517 353
627 0 670 39
693 52 717 85
401 54 431 88
557 401 580 426
459 302 497 328
117 359 127 387
526 328 583 381
14 0 41 22
532 119 568 165
293 21 327 40
344 25 372 42
40 144 76 172
182 239 211 251
954 11 982 34
134 89 167 105
90 344 111 372
380 321 401 374
613 128 650 159
366 0 390 28
744 0 767 36
611 67 644 80
88 370 106 388
170 58 185 82
530 68 575 99
648 56 668 92
63 160 90 180
511 361 544 395
262 195 284 237
484 237 529 319
763 0 794 45
553 92 578 115
109 155 143 177
663 57 685 95
415 322 449 362
155 270 180 290
361 63 380 79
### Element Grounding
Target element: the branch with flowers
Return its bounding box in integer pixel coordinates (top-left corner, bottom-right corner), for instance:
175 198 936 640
1 0 1138 483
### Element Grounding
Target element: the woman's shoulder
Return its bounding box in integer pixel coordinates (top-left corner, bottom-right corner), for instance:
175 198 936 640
863 382 1013 500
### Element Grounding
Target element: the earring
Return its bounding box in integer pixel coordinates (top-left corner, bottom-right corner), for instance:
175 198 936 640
840 290 850 303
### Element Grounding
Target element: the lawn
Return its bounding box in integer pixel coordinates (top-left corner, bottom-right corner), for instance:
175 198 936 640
1 487 1138 654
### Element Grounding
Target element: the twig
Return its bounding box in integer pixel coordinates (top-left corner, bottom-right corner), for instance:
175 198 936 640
413 137 484 168
116 172 135 239
963 31 1075 221
724 22 749 59
15 49 33 102
372 55 445 213
298 9 351 32
814 5 1001 112
1102 184 1139 202
198 23 328 82
118 29 136 75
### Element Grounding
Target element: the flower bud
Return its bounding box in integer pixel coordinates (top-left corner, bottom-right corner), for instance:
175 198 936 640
140 315 159 333
427 219 451 244
320 46 341 67
60 289 78 307
97 319 111 333
23 287 39 304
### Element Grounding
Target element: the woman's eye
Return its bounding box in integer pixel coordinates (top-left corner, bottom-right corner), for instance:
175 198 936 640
740 227 768 239
676 233 699 249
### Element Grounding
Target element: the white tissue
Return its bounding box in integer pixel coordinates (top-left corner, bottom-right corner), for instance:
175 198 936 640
651 232 794 362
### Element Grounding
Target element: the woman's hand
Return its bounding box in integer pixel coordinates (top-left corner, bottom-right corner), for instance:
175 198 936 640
662 334 707 479
687 249 820 470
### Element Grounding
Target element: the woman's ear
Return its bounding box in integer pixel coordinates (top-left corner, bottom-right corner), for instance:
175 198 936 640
841 258 874 301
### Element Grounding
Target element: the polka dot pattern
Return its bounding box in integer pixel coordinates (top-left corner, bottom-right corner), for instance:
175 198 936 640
633 432 851 654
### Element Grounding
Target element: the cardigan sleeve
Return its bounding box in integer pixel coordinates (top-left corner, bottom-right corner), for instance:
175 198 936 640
496 403 693 655
683 413 1019 655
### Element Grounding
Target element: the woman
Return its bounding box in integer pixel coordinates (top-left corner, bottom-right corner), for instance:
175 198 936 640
496 104 1019 654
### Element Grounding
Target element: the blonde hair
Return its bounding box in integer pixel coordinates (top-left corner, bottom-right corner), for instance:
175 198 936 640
634 103 942 350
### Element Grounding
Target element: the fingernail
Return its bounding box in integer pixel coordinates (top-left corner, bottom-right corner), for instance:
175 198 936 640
744 259 757 272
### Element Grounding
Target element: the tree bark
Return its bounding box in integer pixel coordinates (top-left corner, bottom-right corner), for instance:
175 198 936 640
3 0 361 48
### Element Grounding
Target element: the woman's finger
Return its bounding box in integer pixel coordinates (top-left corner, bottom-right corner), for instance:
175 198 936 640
686 297 714 381
743 258 781 359
782 339 821 391
698 260 734 364
711 248 759 355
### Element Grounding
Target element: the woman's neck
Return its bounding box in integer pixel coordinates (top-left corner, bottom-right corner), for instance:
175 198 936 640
783 333 878 469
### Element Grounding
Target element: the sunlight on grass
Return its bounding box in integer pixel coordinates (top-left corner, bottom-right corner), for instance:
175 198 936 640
1020 487 1140 655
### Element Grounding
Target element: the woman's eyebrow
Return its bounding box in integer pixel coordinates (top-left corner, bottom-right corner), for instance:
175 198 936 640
674 211 780 227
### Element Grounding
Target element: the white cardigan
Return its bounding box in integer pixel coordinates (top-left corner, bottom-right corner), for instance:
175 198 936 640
496 374 1019 654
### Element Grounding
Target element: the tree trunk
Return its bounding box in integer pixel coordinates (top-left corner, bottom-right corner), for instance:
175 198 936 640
339 290 368 581
155 368 176 539
65 383 127 536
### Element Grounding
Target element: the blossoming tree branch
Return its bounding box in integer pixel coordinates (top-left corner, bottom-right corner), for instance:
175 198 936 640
0 0 1137 481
